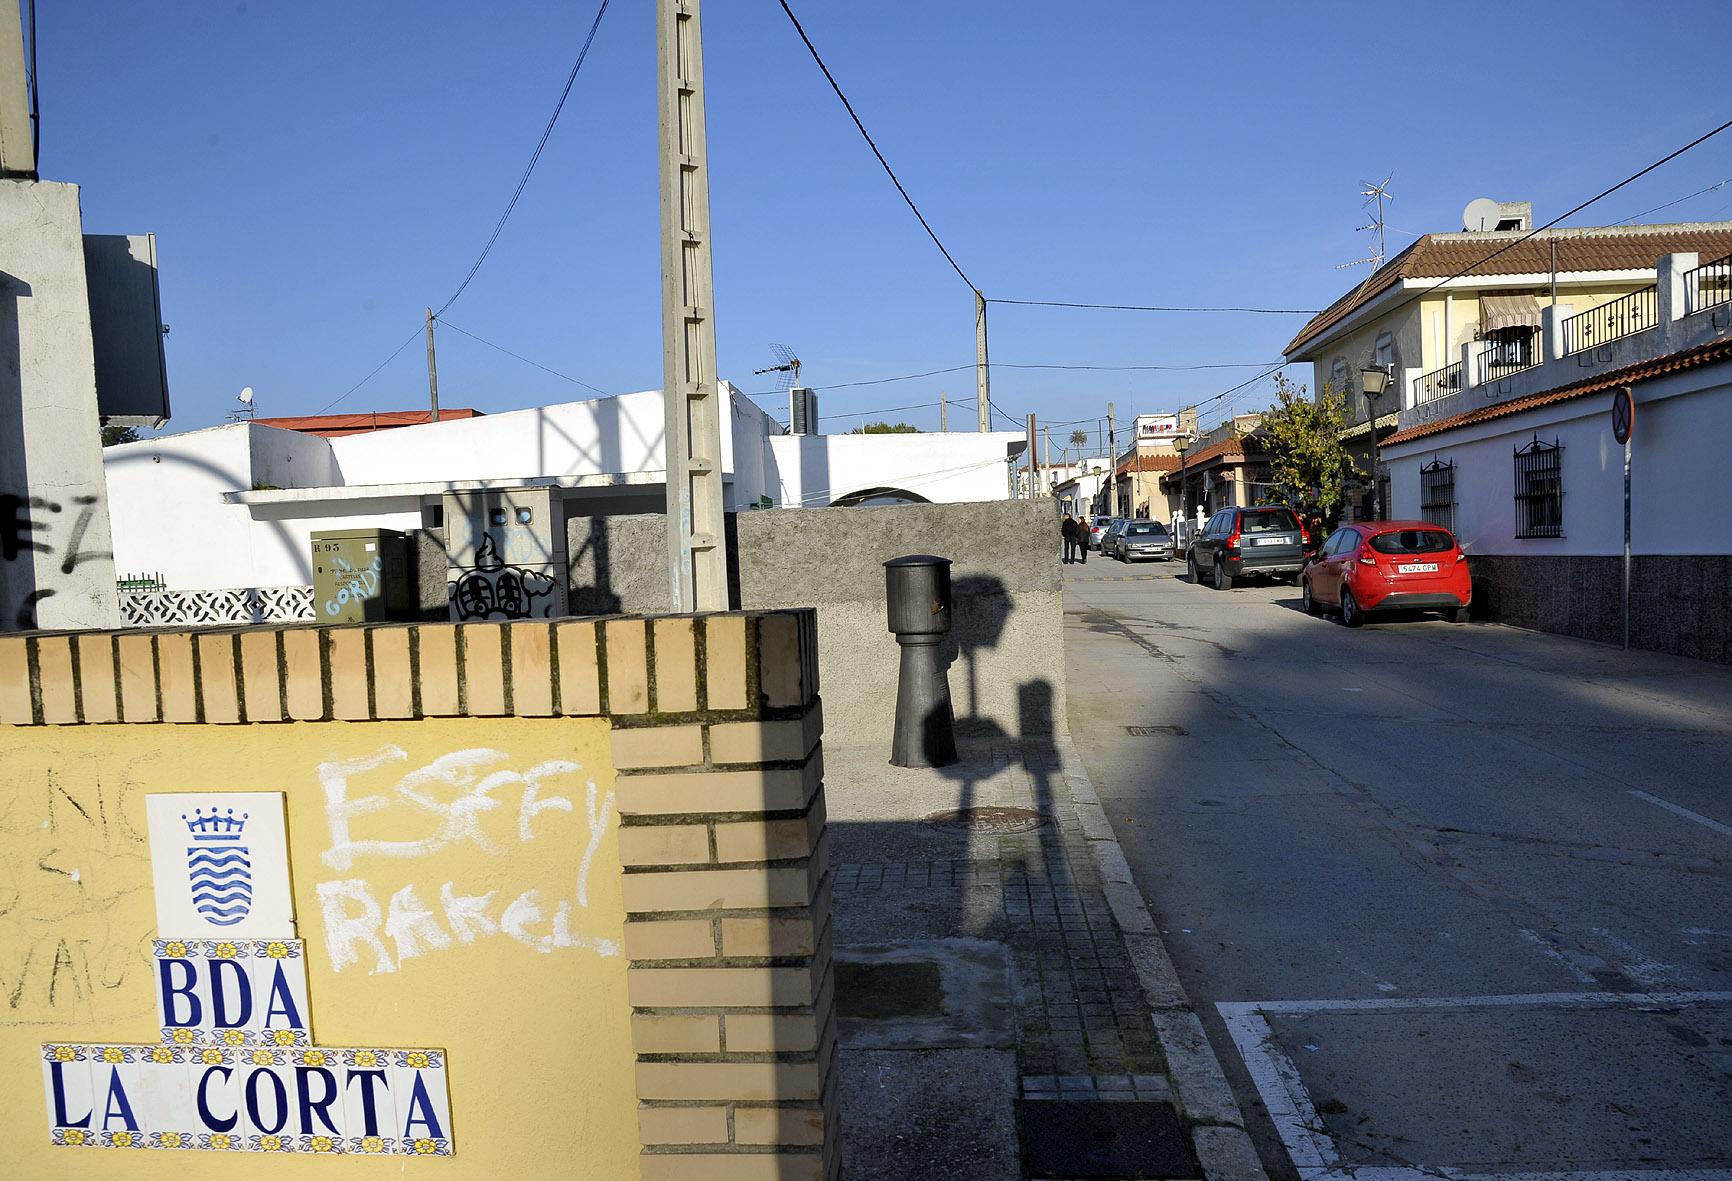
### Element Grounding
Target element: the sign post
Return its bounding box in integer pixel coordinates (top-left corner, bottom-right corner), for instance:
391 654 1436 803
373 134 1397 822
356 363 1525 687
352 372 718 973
1612 386 1635 649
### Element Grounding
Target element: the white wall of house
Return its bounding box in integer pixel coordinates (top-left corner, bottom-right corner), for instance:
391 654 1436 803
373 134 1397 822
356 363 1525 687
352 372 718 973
1385 360 1732 556
763 431 1022 506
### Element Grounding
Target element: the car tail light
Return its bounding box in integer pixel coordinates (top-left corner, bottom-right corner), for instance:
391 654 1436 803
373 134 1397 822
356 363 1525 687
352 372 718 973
1297 518 1311 545
1225 518 1242 550
1357 547 1377 567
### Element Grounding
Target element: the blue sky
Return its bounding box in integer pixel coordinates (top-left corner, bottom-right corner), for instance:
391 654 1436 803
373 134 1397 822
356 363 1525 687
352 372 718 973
48 1 1732 446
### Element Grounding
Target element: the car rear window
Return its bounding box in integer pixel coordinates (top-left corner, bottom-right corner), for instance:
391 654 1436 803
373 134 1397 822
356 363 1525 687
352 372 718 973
1240 508 1300 534
1368 529 1454 555
1126 522 1167 536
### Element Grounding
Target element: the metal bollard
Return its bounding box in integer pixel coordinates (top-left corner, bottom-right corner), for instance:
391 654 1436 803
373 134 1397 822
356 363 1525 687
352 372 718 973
884 555 958 768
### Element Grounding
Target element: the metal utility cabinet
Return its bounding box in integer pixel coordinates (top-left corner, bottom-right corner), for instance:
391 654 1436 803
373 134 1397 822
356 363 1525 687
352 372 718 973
443 487 568 622
310 528 411 624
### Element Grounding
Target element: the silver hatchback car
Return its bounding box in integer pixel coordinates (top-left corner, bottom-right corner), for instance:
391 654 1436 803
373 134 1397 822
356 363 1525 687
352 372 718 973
1107 519 1174 562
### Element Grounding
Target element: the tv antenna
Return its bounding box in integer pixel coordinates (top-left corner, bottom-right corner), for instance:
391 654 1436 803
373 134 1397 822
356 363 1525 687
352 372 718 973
753 343 801 393
228 386 256 422
1335 174 1395 271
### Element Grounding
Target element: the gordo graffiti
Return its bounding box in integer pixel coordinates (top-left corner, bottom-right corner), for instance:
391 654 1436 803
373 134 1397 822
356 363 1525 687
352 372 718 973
313 745 617 974
322 554 381 619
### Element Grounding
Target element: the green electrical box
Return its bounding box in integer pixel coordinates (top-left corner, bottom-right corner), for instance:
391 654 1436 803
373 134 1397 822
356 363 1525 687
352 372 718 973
310 528 412 624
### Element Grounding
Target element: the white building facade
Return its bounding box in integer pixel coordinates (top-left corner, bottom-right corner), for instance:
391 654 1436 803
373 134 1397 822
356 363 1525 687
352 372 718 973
104 384 1026 608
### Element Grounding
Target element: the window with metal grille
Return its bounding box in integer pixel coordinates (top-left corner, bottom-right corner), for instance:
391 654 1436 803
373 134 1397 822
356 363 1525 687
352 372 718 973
1419 458 1455 531
1513 438 1563 538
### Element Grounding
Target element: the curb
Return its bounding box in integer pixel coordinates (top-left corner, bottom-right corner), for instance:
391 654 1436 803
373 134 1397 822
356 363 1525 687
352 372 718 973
1052 735 1270 1181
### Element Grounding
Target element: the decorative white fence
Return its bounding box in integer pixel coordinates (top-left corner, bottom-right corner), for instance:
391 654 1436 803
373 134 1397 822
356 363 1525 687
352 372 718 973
118 586 315 627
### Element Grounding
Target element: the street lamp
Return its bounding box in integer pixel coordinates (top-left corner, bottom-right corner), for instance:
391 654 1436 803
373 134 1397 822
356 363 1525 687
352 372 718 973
1360 365 1390 520
1173 434 1190 531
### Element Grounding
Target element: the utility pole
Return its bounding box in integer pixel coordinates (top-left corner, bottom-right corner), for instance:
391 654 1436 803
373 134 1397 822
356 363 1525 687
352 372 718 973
1107 401 1117 516
1025 413 1038 498
0 0 34 178
424 308 442 423
657 0 729 611
975 292 990 432
939 390 948 432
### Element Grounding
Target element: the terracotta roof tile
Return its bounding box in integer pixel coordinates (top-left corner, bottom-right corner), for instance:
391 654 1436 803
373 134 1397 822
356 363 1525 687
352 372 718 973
1285 225 1732 356
1382 335 1732 447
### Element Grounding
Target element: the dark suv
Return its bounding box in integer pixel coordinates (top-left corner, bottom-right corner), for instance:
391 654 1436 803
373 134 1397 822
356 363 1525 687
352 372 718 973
1186 506 1308 590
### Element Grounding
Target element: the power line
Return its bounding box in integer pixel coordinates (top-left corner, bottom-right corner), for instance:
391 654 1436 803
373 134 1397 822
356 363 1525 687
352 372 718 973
743 358 1282 397
989 298 1320 315
1612 176 1732 225
434 0 612 318
314 324 425 415
1413 115 1732 301
775 0 976 292
435 318 610 396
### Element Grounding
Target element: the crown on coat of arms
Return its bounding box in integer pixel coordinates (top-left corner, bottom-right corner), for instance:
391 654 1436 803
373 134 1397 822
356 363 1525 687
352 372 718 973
182 808 249 839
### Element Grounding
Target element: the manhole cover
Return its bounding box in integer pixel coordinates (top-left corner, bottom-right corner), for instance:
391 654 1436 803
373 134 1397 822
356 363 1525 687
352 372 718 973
1020 1099 1195 1179
835 960 944 1020
1126 725 1187 736
923 806 1045 834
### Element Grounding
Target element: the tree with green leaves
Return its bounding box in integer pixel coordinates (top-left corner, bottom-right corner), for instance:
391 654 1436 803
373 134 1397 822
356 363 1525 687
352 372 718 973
848 421 920 434
101 424 141 446
1068 429 1088 453
1257 374 1359 521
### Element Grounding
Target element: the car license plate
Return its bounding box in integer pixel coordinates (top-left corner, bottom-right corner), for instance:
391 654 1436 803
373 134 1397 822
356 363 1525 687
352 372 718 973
1251 537 1283 546
1398 562 1439 573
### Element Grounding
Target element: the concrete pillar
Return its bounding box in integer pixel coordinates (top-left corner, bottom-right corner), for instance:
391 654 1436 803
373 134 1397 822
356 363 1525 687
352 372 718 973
0 180 119 631
1460 341 1479 391
1657 252 1698 344
1542 303 1572 361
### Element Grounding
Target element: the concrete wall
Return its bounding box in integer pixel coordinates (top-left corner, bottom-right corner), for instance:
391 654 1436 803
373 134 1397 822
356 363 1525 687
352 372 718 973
563 499 1065 743
0 609 838 1177
0 179 120 630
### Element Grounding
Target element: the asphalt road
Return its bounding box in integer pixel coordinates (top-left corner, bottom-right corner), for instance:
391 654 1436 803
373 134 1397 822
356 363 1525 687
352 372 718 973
1062 555 1732 1181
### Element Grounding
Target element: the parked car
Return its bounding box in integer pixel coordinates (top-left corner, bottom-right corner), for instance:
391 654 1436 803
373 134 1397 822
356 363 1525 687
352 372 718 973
1185 506 1309 589
1107 519 1174 562
1087 517 1118 550
1301 521 1471 627
1100 518 1131 556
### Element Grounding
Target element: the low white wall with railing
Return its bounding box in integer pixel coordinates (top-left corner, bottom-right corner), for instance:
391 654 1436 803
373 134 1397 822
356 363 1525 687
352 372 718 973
1398 251 1732 430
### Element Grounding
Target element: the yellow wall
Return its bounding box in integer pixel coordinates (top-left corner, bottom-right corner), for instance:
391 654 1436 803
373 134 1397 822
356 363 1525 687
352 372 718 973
0 716 639 1179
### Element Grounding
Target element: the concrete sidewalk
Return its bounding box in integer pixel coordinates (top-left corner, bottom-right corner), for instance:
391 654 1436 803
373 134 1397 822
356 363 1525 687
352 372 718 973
826 736 1263 1180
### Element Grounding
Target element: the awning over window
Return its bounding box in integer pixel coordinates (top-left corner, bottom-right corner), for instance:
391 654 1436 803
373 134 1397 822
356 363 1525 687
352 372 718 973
1479 293 1542 332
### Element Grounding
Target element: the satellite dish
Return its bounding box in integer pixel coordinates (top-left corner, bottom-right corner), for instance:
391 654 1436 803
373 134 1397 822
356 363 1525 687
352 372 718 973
238 387 254 405
1463 197 1501 232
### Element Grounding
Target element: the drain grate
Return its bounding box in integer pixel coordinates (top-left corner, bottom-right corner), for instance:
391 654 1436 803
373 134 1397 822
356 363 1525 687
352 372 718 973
1020 1099 1195 1179
1125 724 1188 737
922 806 1045 834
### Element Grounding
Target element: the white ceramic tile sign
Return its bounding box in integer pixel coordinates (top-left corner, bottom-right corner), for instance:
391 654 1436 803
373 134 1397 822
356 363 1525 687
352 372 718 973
39 792 454 1157
145 793 295 940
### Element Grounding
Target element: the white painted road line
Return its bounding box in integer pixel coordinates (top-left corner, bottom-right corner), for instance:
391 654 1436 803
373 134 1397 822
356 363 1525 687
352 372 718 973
1217 992 1732 1181
1628 789 1732 839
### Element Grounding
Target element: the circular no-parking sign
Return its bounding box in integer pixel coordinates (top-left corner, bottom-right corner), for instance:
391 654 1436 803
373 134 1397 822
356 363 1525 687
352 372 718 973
1611 387 1635 445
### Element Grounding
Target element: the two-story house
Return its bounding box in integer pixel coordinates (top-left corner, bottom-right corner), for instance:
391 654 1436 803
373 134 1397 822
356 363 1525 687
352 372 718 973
1283 207 1732 519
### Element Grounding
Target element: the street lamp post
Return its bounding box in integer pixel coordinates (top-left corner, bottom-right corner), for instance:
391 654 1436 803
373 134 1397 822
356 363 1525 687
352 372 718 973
1360 365 1391 520
1173 434 1190 535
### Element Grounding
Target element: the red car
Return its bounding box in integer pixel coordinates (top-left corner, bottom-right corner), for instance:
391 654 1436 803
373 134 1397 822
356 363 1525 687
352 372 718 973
1301 521 1471 627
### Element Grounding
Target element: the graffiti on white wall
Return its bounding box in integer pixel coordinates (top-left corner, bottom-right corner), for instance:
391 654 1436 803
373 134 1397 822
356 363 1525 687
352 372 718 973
313 746 618 974
1 491 111 628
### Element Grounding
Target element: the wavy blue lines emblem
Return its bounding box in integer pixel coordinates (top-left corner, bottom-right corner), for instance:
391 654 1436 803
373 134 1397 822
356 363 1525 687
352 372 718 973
183 807 251 927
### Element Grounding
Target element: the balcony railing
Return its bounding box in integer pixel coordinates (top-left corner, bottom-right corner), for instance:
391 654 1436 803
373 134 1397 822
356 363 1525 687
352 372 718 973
1560 285 1656 354
1412 361 1462 404
1476 334 1542 385
1684 251 1732 315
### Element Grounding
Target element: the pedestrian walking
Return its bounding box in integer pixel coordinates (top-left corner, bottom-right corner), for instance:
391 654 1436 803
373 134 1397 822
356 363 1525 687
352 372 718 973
1077 515 1089 564
1061 514 1078 563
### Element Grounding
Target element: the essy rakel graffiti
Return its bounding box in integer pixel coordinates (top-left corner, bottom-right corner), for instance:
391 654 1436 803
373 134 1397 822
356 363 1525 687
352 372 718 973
40 792 454 1156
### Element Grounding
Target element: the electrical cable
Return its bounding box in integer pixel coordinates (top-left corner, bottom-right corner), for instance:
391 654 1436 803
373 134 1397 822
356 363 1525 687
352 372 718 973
313 324 426 415
434 0 612 318
775 0 976 292
320 1 611 414
435 317 610 395
1411 115 1732 301
1611 177 1732 226
989 298 1320 315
